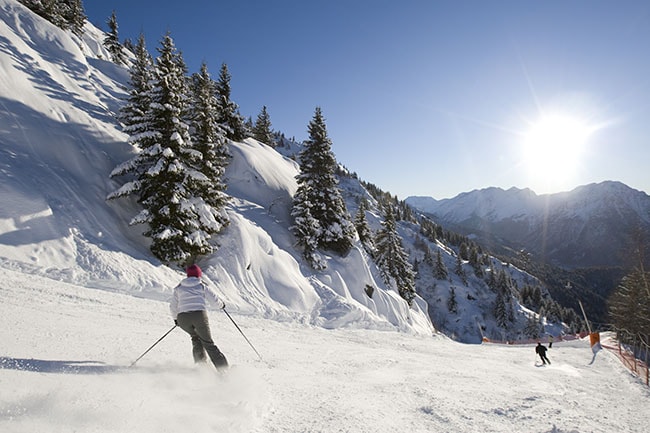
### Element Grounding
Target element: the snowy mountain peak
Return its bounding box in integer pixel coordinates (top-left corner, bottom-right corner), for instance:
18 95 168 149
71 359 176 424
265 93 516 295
406 181 650 268
408 186 542 223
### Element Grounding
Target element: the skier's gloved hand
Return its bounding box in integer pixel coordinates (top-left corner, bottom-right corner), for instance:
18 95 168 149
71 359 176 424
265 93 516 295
174 319 178 326
221 302 226 310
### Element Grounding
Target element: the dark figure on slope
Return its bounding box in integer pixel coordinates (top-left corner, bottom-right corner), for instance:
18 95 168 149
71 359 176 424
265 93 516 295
536 342 551 365
170 264 228 369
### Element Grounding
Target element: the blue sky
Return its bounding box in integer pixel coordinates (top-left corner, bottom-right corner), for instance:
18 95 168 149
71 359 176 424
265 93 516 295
85 1 650 199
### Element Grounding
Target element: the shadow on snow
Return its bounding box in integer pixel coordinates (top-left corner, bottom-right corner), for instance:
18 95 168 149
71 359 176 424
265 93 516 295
0 356 122 374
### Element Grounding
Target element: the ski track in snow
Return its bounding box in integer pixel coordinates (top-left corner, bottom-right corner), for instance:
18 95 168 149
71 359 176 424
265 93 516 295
1 267 649 433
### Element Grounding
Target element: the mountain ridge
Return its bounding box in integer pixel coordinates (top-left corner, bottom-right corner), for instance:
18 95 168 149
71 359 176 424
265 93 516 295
406 181 650 269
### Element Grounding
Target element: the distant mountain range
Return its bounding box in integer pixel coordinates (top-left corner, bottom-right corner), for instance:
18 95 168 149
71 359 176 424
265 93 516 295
406 181 650 323
406 181 650 270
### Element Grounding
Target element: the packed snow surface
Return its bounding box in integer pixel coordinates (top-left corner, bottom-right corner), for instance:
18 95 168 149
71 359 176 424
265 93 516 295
1 267 648 433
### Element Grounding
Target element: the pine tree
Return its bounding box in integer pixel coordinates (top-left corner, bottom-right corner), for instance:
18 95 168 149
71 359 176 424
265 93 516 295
469 246 484 277
252 105 274 146
507 297 515 323
142 32 199 263
19 0 85 36
524 316 542 339
447 287 458 314
109 32 222 265
215 63 246 141
243 116 254 135
423 246 433 267
459 242 469 261
496 269 510 294
354 199 374 255
104 10 126 65
610 227 650 341
123 38 134 53
63 0 85 36
454 253 467 285
374 205 416 305
434 249 449 280
291 107 355 262
188 62 230 230
609 268 650 338
118 34 154 148
487 267 496 290
494 292 509 328
291 198 325 269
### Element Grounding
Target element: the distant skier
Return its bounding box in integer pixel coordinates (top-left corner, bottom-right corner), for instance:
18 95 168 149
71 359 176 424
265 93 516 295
548 334 553 349
170 264 228 369
536 342 551 365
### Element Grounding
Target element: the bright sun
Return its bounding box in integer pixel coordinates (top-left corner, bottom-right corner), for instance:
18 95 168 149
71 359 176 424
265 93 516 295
521 113 593 190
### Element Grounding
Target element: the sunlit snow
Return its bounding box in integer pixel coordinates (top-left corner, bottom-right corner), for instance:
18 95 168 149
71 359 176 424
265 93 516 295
0 1 648 432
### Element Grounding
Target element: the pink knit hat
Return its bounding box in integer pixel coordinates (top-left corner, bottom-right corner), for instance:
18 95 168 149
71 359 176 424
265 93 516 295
186 264 202 278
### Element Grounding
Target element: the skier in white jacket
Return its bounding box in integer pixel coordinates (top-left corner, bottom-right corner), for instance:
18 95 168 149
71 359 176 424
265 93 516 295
170 264 228 369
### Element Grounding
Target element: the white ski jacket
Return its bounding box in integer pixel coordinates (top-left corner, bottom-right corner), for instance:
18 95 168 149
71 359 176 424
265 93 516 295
170 277 224 319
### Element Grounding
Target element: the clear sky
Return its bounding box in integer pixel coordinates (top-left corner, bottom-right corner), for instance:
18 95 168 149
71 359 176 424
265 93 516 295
84 1 650 199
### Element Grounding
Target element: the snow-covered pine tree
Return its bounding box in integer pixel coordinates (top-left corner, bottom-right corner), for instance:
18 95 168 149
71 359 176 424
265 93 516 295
291 198 325 270
62 0 85 36
123 38 134 53
109 33 154 192
374 204 416 305
103 10 126 65
215 63 247 141
354 199 375 255
109 32 220 265
524 315 542 339
118 33 153 140
291 107 355 261
18 0 85 36
252 105 274 146
141 32 212 263
188 62 230 230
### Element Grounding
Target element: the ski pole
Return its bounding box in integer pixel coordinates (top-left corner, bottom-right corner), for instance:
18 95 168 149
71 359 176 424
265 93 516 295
222 308 263 360
130 325 177 367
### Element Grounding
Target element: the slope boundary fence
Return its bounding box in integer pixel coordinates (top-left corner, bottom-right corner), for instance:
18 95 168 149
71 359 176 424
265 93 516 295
482 333 649 386
601 335 649 387
481 332 587 346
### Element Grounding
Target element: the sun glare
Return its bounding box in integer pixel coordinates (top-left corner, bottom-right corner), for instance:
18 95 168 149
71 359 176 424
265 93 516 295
521 113 593 191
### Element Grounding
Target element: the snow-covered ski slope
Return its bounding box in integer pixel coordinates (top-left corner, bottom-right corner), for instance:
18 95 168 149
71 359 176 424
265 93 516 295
1 266 649 433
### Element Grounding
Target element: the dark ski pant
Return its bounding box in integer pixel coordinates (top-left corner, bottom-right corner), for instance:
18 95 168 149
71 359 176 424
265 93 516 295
176 310 228 369
539 353 551 364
